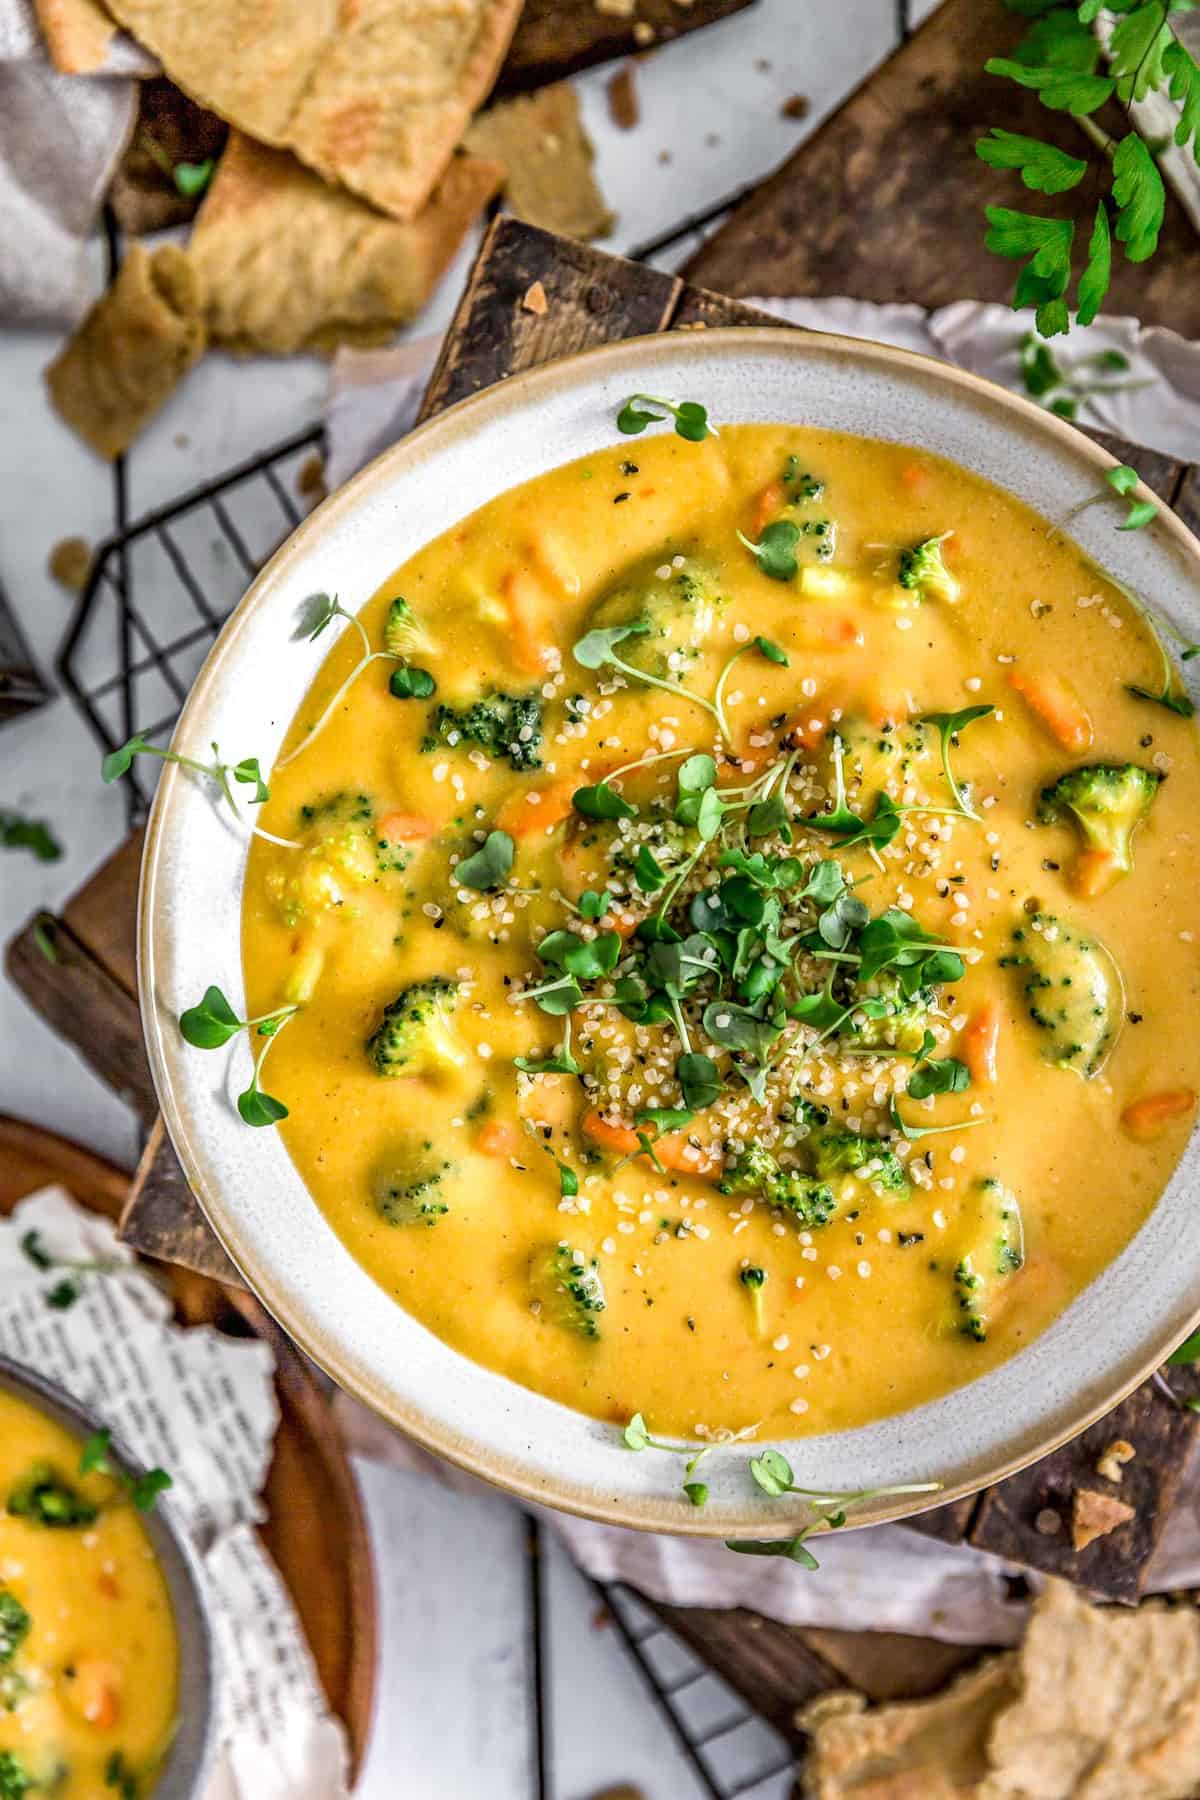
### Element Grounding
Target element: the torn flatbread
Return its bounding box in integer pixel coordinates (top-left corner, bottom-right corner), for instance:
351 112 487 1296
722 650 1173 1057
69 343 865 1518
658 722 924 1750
33 0 116 74
98 0 522 221
189 131 501 355
45 243 205 457
465 82 616 241
797 1659 1017 1799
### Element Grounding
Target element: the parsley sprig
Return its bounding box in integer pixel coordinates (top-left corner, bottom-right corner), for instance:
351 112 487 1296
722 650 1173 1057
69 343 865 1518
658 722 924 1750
979 2 1199 337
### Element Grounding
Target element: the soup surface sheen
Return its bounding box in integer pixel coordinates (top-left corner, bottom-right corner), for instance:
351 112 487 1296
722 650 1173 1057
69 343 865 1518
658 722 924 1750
243 424 1200 1442
0 1391 179 1797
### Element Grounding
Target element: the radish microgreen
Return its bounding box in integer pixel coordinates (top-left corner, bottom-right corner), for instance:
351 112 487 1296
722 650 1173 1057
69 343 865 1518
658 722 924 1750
918 704 994 820
456 830 514 891
616 395 715 441
729 1459 941 1568
887 1096 989 1141
281 591 435 768
737 521 800 581
101 735 300 849
179 983 298 1127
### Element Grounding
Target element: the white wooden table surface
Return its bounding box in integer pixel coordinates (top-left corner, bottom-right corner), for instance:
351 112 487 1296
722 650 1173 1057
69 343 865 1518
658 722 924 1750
0 3 937 1793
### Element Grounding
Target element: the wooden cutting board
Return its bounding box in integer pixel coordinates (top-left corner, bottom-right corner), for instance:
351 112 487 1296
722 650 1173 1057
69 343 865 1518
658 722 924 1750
0 1114 377 1784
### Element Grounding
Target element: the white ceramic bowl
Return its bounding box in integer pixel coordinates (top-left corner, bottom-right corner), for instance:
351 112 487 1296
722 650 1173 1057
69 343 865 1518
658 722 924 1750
140 328 1200 1535
0 1355 218 1797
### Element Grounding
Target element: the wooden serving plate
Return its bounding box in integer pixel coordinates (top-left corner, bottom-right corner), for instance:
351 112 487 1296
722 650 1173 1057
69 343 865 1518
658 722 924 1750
0 1115 377 1784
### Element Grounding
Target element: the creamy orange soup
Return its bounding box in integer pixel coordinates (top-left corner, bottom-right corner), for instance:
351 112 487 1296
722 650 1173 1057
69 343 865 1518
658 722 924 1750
0 1391 179 1797
241 423 1200 1440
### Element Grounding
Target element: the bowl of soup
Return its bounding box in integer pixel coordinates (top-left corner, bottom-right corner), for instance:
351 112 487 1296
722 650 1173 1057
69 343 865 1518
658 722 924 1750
138 328 1200 1535
0 1357 217 1798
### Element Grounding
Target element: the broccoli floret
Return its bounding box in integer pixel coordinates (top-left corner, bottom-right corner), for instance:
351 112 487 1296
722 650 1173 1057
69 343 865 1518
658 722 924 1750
373 1148 452 1225
6 1465 96 1529
739 1264 768 1333
270 791 384 926
1001 912 1118 1078
0 1594 29 1669
897 534 960 605
812 1129 910 1199
1038 763 1160 887
953 1181 1023 1342
719 1144 837 1228
586 551 724 676
0 1752 31 1800
424 691 543 771
529 1244 606 1338
383 595 436 659
843 977 935 1056
366 978 467 1078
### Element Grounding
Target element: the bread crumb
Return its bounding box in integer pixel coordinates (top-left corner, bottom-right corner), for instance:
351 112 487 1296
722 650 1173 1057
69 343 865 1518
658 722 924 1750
632 20 655 43
607 63 639 131
1072 1487 1135 1552
296 453 327 504
781 93 811 120
595 0 636 14
522 280 548 316
1095 1438 1136 1484
1035 1507 1061 1536
48 536 92 595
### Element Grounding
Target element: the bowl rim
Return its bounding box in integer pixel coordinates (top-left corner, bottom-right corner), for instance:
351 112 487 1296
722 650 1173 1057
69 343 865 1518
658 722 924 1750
138 323 1200 1536
0 1351 220 1799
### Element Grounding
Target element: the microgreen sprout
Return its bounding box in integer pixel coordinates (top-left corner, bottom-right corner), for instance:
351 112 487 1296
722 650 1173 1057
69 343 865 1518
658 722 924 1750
573 620 735 746
178 983 298 1127
456 830 514 891
79 1430 173 1512
887 1096 990 1141
0 810 62 862
101 735 301 849
737 520 800 581
728 1454 941 1569
616 395 715 441
19 1229 120 1311
1052 464 1158 541
280 592 433 769
918 704 994 820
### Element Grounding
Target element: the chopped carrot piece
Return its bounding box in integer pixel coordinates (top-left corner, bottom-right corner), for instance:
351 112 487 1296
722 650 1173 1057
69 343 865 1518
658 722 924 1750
781 709 830 752
1007 668 1094 752
751 479 786 537
1121 1089 1197 1141
68 1659 123 1729
500 566 549 676
960 1001 1001 1086
1072 846 1119 898
582 1110 721 1176
496 776 578 838
900 462 931 494
794 612 862 652
476 1119 520 1158
377 812 437 842
861 678 910 729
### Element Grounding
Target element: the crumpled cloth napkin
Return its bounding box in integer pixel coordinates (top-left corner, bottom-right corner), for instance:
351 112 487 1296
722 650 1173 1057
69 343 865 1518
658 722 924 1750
325 292 1200 1646
0 0 144 327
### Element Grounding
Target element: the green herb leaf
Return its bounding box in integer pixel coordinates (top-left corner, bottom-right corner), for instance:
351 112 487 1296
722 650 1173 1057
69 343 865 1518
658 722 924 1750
1119 500 1158 532
755 635 790 665
79 1430 113 1477
293 592 341 641
558 1165 579 1199
1164 40 1200 159
1110 2 1174 104
623 1412 652 1450
907 1057 971 1100
389 666 437 699
131 1469 173 1512
179 985 243 1048
749 1448 794 1497
634 845 667 891
678 753 717 795
1126 682 1194 719
684 1482 709 1507
736 520 801 581
636 1107 694 1134
984 207 1074 334
101 732 153 783
231 756 269 804
888 1096 987 1141
1077 202 1112 327
975 128 1087 195
1107 465 1140 495
573 780 637 821
0 811 62 862
1168 1330 1200 1367
725 1534 822 1569
677 1051 721 1110
579 889 611 920
702 1001 781 1062
173 157 214 197
456 830 515 891
573 621 653 669
514 1047 581 1076
237 1084 289 1128
1112 131 1164 264
983 59 1115 114
19 1230 53 1272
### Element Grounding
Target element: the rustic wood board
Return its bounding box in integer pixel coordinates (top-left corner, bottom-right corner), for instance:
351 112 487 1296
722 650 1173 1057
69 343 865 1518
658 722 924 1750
0 1115 377 1782
685 0 1200 335
497 0 757 95
9 212 1200 1653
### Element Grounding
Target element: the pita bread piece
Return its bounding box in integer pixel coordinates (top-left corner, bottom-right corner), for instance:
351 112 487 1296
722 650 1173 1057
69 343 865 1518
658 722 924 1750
45 244 205 458
99 0 522 221
189 132 501 356
465 82 616 241
34 0 117 74
797 1658 1017 1799
981 1579 1200 1800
